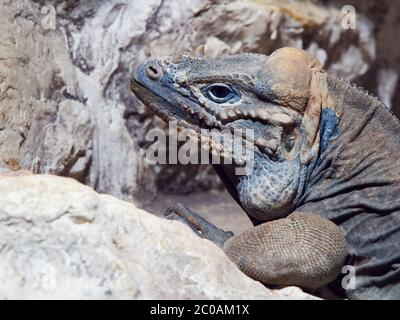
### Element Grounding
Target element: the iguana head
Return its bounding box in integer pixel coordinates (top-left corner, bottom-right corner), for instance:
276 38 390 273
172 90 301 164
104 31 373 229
130 47 329 221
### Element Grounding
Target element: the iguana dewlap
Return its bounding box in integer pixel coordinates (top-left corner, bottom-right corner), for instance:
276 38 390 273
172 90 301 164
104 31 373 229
130 47 400 299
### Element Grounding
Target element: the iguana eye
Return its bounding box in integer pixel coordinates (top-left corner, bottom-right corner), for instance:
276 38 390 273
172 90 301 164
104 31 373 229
203 83 236 103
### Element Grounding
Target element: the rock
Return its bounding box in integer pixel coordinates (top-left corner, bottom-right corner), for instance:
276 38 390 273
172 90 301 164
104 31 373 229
377 68 399 108
0 174 316 299
330 0 400 110
0 0 386 202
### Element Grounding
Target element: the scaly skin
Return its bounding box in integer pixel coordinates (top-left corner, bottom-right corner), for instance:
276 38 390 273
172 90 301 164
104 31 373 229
130 47 400 299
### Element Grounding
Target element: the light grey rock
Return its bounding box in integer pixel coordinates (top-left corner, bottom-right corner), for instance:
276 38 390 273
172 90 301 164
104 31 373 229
0 0 95 184
330 0 400 111
377 68 399 109
0 174 316 299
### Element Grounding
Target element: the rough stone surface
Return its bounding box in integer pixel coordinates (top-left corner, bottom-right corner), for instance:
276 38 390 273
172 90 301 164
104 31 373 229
332 0 400 111
1 0 396 201
0 173 316 299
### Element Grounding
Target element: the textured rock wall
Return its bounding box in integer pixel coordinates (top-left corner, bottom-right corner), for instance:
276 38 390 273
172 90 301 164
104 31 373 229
0 0 396 202
329 0 400 112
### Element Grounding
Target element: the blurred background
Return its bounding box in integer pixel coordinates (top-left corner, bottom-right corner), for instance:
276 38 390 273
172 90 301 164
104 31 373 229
0 0 399 233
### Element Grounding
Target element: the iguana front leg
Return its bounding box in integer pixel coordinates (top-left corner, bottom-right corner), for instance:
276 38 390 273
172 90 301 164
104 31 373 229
166 204 348 290
165 203 234 247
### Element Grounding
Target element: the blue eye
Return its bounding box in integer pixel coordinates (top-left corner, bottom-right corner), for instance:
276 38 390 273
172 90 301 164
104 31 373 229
204 83 237 103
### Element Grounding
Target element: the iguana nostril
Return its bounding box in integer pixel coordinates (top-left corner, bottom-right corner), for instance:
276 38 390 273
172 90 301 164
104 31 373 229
145 63 162 80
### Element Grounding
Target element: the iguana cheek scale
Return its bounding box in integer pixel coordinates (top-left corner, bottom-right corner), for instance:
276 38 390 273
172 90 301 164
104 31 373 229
130 47 400 299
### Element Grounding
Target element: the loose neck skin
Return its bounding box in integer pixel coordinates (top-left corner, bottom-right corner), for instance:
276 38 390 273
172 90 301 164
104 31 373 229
298 75 400 212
